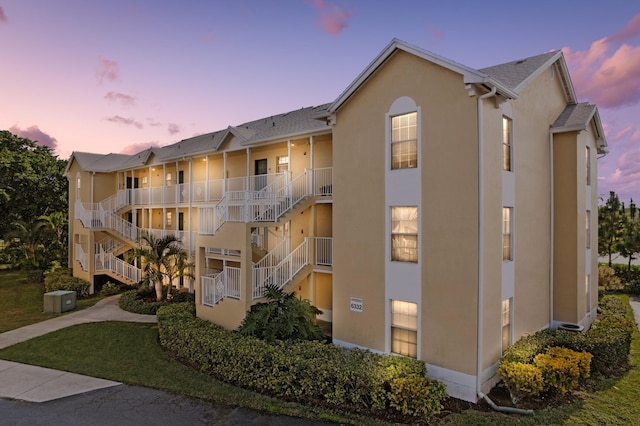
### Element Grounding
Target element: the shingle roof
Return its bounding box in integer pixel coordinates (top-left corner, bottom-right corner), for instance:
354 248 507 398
552 103 597 131
71 103 332 171
479 51 561 92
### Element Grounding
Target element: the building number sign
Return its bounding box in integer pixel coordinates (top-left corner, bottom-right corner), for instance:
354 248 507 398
350 297 363 313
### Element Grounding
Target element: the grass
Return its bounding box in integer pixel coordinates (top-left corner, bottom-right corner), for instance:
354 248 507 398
0 269 103 333
0 321 375 425
1 271 639 425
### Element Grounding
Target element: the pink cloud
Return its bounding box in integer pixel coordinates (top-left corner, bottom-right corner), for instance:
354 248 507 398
96 55 120 83
9 125 58 151
602 147 640 199
104 91 135 106
0 5 8 23
147 118 162 127
168 123 181 135
106 115 143 129
613 124 640 144
606 14 640 44
426 25 445 39
563 14 640 109
311 0 355 35
119 141 160 155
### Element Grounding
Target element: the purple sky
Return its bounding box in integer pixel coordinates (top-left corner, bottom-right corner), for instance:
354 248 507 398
1 1 639 202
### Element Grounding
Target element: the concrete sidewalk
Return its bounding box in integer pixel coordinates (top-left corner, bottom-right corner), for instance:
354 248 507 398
0 295 156 402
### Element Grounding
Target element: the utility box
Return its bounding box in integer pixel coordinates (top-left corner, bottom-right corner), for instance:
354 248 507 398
44 290 77 313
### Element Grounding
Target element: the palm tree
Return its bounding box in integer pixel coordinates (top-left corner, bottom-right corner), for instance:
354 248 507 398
133 233 187 301
6 220 45 269
36 211 68 266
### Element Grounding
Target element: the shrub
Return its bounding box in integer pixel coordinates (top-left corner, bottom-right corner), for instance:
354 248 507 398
500 295 634 388
598 265 623 291
26 269 44 284
157 304 447 418
44 269 90 298
533 347 591 394
498 361 544 396
608 263 640 293
99 281 120 297
119 288 196 315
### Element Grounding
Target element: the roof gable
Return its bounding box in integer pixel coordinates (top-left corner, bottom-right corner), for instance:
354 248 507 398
552 103 608 154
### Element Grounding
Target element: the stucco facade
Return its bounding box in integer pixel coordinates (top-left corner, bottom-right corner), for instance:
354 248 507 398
66 39 606 402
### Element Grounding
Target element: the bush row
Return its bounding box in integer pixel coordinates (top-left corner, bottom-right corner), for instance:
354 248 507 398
157 304 448 418
600 263 640 294
499 346 592 397
501 295 635 378
44 269 90 299
118 288 196 315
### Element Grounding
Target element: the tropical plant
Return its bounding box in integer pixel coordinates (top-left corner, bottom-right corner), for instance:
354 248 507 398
238 284 324 342
5 220 46 270
132 233 189 302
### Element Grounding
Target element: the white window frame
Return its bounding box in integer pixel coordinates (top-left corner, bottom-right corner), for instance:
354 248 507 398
276 156 289 173
391 299 418 358
586 146 591 186
166 211 173 227
391 111 418 170
502 116 513 172
503 207 513 262
586 210 591 249
502 298 512 353
391 206 418 263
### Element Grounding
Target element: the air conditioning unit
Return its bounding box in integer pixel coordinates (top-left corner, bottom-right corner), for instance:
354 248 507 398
44 290 77 313
556 323 584 333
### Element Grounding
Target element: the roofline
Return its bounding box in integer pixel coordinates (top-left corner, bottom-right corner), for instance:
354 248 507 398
553 53 578 104
551 105 608 154
512 51 564 93
327 38 516 114
158 128 332 162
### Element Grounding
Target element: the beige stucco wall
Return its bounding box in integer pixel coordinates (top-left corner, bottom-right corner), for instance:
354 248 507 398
247 142 288 175
333 50 481 374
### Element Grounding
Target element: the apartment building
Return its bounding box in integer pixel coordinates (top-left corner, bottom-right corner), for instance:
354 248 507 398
67 39 607 402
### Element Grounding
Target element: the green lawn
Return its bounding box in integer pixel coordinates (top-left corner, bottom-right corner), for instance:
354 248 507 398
1 269 639 425
0 270 103 333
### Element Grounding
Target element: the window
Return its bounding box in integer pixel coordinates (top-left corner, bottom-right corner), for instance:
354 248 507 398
391 112 417 169
502 298 512 352
166 172 172 185
502 116 512 171
391 206 418 262
586 210 591 249
503 207 513 261
166 211 172 227
586 146 591 185
277 156 289 173
142 176 148 185
585 275 591 313
391 300 417 358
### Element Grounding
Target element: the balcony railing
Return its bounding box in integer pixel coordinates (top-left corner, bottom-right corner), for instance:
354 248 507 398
252 238 309 299
315 237 332 266
75 243 88 271
201 266 241 307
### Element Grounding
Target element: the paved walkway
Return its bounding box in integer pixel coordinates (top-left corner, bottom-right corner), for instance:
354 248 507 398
0 295 156 402
0 295 326 425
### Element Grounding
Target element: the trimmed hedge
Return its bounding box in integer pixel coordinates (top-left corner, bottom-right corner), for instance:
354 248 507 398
157 304 448 418
118 289 196 315
501 295 634 377
44 270 90 299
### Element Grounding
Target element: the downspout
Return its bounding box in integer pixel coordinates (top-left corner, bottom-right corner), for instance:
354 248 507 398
476 86 533 416
549 131 554 328
476 86 496 400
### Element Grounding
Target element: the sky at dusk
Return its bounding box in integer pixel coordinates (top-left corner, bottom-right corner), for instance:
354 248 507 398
1 1 639 202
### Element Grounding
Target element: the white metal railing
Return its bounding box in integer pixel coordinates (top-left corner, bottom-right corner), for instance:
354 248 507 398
95 237 125 254
315 237 333 266
201 266 241 307
205 247 241 257
252 238 309 299
312 167 333 196
75 243 88 271
254 237 290 269
94 248 141 283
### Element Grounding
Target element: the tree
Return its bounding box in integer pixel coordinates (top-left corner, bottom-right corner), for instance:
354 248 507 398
0 130 68 239
238 284 324 342
133 233 188 301
598 191 625 266
36 211 69 268
5 220 46 270
617 199 640 271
